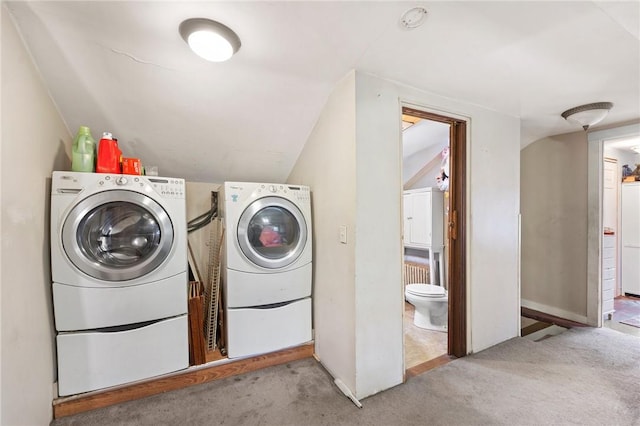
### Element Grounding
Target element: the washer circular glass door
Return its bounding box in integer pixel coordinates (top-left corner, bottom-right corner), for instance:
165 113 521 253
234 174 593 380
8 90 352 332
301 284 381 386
62 190 174 281
237 196 307 269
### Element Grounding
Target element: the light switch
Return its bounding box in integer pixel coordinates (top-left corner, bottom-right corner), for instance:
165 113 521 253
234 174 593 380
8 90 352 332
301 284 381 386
339 225 347 244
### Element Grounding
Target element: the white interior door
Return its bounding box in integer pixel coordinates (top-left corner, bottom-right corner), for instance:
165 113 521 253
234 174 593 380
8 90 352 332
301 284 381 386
621 184 640 296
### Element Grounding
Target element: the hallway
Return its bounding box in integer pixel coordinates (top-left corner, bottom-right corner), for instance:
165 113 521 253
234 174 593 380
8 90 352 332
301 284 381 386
605 295 640 337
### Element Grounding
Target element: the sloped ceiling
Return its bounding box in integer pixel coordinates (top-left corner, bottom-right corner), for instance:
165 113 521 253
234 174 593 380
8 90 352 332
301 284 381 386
5 1 639 183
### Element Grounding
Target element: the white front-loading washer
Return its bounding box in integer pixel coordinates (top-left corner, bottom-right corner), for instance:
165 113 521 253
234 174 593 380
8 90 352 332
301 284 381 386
220 182 312 358
50 171 188 395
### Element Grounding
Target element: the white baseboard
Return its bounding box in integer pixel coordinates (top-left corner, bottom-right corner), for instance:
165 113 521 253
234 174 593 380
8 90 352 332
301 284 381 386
521 299 588 324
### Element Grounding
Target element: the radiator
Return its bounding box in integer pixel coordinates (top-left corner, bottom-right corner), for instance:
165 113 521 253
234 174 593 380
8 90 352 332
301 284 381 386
404 261 430 285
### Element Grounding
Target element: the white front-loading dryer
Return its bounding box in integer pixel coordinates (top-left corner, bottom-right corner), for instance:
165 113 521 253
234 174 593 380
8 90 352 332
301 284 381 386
220 181 312 307
50 171 188 396
220 182 313 358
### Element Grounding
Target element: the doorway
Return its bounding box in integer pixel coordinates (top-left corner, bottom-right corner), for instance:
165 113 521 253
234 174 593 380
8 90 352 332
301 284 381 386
401 106 467 375
602 138 640 335
586 123 640 330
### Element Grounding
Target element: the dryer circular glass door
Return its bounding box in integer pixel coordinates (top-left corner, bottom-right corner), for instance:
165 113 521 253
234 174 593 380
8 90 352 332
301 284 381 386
237 196 307 269
62 190 174 281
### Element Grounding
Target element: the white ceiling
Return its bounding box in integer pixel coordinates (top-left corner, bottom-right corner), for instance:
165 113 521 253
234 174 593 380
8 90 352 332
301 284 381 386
6 1 640 183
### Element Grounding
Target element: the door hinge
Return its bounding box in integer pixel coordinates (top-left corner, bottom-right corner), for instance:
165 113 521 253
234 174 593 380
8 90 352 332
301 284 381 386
449 211 457 240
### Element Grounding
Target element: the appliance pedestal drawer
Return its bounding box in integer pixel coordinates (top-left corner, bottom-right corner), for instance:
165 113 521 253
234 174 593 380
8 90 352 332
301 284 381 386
226 297 312 359
56 315 188 396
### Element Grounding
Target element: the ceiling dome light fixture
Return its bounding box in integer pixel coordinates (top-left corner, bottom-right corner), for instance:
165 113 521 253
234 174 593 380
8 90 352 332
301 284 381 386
561 102 613 131
179 18 241 62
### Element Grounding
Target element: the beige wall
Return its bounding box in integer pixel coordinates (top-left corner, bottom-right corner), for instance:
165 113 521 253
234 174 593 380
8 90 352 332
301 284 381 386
287 71 358 392
521 131 588 322
1 7 72 424
185 182 221 285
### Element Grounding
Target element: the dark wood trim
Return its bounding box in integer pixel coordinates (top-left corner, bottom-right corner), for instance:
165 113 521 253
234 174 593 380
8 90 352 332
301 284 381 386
521 307 589 329
448 119 467 357
405 354 455 379
521 321 552 337
403 108 457 125
401 107 468 359
53 343 314 419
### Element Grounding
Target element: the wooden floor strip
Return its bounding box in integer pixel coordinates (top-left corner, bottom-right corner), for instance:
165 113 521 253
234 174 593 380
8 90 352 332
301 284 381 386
521 307 589 329
405 354 455 379
521 321 552 337
53 343 314 419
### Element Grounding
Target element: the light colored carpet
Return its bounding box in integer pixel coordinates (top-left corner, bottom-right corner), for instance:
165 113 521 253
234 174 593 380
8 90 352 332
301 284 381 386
52 327 640 426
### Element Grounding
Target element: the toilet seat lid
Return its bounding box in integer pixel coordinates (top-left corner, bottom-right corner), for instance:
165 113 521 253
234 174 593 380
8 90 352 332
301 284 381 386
406 284 446 297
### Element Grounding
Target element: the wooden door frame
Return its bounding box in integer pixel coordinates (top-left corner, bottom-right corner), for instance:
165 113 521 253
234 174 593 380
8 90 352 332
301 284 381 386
402 107 467 358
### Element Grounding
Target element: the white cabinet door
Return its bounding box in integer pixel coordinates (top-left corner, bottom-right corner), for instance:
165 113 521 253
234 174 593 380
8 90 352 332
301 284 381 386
407 191 432 246
403 194 412 246
403 188 443 249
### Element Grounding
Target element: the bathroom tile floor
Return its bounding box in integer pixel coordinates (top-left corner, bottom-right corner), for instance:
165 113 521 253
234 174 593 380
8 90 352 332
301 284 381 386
404 302 447 369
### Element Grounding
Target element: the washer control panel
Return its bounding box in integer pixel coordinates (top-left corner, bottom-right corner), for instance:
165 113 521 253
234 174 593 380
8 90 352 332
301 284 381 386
51 172 185 199
96 175 184 198
148 177 185 199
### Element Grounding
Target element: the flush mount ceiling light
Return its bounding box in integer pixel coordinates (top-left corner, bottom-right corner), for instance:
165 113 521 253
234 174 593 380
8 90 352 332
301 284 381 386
179 18 241 62
400 7 427 29
561 102 613 131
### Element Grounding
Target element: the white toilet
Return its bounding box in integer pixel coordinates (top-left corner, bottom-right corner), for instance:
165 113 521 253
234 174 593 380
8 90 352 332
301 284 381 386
405 284 448 332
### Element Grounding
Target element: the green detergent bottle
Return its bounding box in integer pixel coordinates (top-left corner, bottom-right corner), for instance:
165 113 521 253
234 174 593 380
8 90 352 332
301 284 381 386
71 126 96 172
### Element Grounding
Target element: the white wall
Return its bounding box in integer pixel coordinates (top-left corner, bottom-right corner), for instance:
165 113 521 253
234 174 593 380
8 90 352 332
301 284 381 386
353 73 405 397
361 73 521 356
1 7 72 424
462 102 521 349
287 71 358 392
290 70 520 401
604 146 640 172
403 144 444 189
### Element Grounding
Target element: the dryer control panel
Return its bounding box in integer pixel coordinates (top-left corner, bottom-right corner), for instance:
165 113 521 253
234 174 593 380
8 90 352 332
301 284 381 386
253 183 310 202
287 185 311 203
